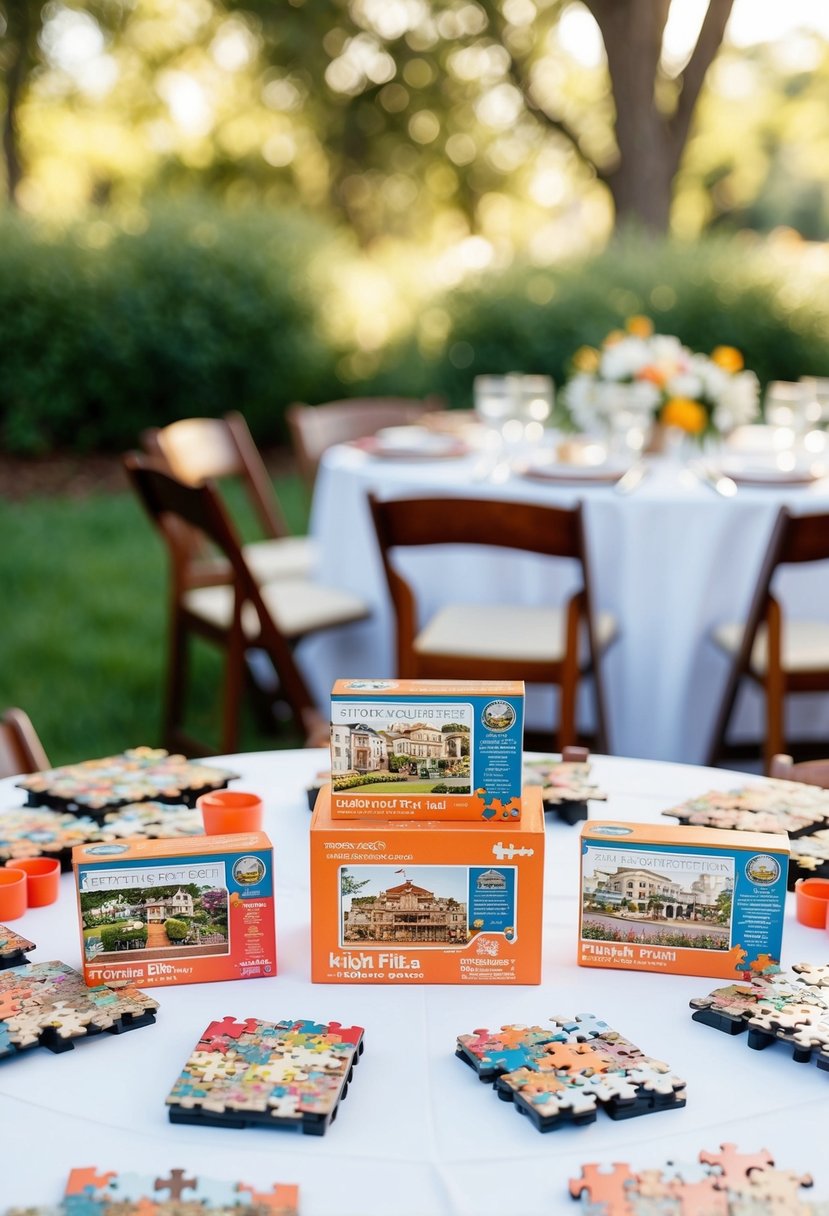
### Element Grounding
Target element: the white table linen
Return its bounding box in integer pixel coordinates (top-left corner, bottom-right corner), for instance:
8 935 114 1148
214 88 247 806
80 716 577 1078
1 749 826 1215
300 445 829 763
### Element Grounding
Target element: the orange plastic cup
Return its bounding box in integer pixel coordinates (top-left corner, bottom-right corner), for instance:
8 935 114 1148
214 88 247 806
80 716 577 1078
794 877 829 929
5 857 61 907
0 868 28 920
197 790 263 835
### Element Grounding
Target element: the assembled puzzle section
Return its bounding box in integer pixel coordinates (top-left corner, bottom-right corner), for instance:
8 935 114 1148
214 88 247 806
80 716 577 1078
568 1143 823 1214
329 679 524 821
690 958 829 1072
663 779 829 889
456 1013 686 1133
73 832 277 989
17 747 238 815
522 747 607 825
578 820 789 979
0 924 34 970
311 783 544 984
166 1015 365 1135
0 960 157 1060
0 803 205 872
2 1166 299 1216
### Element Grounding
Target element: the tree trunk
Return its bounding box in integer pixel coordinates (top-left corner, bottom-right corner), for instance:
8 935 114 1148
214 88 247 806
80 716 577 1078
2 4 32 206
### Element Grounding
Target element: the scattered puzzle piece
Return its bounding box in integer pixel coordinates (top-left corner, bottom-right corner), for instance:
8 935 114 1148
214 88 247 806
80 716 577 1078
0 961 157 1062
0 924 35 970
568 1145 823 1216
457 1013 686 1133
691 963 829 1071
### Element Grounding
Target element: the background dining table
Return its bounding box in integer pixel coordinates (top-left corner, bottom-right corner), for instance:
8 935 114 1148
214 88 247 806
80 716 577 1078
1 747 827 1215
299 442 829 764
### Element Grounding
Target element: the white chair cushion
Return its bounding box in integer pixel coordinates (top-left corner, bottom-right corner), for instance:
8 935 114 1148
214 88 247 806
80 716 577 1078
242 537 318 583
713 620 829 673
184 578 368 640
413 603 616 664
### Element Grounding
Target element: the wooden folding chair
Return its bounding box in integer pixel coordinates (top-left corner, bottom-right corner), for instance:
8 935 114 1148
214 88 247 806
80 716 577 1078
0 708 49 778
286 396 445 490
706 507 829 773
368 494 616 752
142 411 315 585
124 454 369 756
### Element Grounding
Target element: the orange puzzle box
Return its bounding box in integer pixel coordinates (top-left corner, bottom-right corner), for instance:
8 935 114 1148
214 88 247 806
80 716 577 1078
577 820 789 980
73 832 277 988
310 783 544 984
329 678 524 822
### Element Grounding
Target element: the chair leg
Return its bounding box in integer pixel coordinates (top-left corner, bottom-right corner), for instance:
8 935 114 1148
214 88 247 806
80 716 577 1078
163 606 190 751
220 615 246 755
764 600 785 774
558 601 581 751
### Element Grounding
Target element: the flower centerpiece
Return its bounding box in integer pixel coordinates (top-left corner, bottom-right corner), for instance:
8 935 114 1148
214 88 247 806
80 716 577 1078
561 317 760 440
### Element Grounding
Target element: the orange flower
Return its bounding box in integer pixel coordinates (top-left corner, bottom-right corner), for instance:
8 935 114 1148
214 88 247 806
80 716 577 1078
638 365 667 387
661 398 708 434
604 329 625 346
572 345 600 373
626 315 654 338
711 345 744 373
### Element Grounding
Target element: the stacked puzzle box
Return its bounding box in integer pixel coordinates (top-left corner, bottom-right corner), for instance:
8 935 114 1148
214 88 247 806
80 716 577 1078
311 679 545 984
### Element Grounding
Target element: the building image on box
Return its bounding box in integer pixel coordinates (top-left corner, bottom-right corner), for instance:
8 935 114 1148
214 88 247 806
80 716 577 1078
144 888 194 923
588 864 731 921
343 877 468 944
331 721 469 776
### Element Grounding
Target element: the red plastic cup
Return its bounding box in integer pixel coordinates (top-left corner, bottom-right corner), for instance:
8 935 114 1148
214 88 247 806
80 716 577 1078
5 857 61 907
197 790 263 835
794 877 829 929
0 868 28 921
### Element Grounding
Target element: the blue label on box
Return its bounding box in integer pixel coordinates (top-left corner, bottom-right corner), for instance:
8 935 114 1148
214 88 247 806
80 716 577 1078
469 866 517 937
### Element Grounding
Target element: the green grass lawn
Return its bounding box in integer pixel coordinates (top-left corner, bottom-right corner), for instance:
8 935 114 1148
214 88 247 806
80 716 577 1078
0 467 312 765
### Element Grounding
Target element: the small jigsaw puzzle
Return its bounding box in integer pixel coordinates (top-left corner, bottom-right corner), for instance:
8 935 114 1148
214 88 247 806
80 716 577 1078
17 747 238 815
0 924 35 970
690 958 829 1071
522 753 607 825
166 1016 365 1134
0 801 205 870
0 960 158 1060
456 1013 686 1132
662 780 829 888
569 1143 823 1214
3 1165 299 1216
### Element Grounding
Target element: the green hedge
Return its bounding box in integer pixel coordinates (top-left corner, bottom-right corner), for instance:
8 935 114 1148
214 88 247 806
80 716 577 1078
164 917 190 942
100 923 148 951
0 201 337 454
376 234 829 409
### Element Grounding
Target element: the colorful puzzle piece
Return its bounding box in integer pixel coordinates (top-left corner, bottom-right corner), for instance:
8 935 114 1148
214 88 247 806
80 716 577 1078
456 1013 686 1132
16 747 238 815
522 755 607 823
0 924 35 970
0 960 157 1061
568 1144 823 1215
166 1016 365 1134
51 1166 299 1215
690 962 829 1071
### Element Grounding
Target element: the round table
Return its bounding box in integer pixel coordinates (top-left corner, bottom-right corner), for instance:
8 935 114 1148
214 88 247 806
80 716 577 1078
300 444 829 764
1 750 826 1215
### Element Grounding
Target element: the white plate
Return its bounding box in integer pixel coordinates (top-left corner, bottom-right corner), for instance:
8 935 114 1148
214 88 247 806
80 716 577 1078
717 455 823 485
515 455 632 484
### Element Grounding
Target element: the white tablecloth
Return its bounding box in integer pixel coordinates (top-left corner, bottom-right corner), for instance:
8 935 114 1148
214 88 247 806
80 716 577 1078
299 445 829 764
1 750 826 1214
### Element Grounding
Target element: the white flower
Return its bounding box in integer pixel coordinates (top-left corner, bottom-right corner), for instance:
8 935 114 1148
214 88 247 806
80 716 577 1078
599 337 652 381
712 371 760 433
666 373 704 400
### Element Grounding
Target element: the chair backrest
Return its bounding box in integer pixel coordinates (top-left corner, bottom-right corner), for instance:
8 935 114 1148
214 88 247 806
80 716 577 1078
123 454 315 718
142 412 289 539
0 708 49 778
286 396 445 488
769 753 829 788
